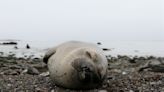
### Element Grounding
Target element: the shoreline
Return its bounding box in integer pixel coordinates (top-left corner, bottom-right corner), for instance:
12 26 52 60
0 40 164 57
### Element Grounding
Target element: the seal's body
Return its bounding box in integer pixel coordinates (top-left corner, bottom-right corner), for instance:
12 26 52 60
43 41 108 89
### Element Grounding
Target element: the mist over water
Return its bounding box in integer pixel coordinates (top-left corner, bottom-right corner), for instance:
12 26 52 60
1 40 162 57
0 0 163 42
0 0 163 56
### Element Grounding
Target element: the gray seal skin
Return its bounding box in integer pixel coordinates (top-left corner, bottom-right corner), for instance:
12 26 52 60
43 41 108 89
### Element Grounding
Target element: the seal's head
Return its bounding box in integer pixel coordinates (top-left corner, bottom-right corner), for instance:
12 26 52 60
71 50 107 89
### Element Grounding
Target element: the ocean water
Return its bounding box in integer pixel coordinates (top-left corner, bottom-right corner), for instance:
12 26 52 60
0 40 164 57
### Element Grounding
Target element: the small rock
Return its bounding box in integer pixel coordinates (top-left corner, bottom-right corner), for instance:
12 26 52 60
98 90 108 92
22 65 40 75
0 72 4 75
122 71 127 75
51 89 55 92
113 69 122 73
40 71 49 77
149 59 161 66
3 70 20 75
35 87 42 92
22 69 28 74
28 66 40 75
9 65 21 69
129 90 134 92
7 84 12 87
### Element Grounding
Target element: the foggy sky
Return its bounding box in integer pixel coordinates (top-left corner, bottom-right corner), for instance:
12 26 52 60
0 0 163 42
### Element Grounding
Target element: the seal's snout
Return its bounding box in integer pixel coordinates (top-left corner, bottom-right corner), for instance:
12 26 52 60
79 66 102 84
71 58 104 84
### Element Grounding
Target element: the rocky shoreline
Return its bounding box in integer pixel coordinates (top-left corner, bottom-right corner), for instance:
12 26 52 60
0 54 164 92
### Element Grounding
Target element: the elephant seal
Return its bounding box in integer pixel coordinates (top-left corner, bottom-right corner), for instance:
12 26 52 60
43 41 108 89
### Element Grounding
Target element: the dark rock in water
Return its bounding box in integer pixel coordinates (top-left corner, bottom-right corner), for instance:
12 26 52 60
24 55 27 58
0 52 3 55
14 45 18 49
97 42 102 45
2 42 17 45
102 48 111 51
26 44 30 49
8 54 16 58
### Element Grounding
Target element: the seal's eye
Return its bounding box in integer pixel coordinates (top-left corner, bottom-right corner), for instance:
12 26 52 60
85 51 98 61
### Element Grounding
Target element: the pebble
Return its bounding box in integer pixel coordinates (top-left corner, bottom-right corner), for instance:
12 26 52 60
98 90 108 92
7 84 12 87
3 70 20 75
22 66 40 75
129 90 134 92
122 71 127 75
51 89 55 92
40 71 49 77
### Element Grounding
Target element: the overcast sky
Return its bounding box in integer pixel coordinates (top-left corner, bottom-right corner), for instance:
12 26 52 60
0 0 163 42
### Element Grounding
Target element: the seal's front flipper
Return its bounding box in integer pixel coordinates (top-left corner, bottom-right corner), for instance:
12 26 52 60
43 47 57 64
